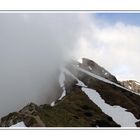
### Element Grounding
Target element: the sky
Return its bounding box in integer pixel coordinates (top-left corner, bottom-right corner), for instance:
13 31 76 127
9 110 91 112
95 13 140 26
74 13 140 81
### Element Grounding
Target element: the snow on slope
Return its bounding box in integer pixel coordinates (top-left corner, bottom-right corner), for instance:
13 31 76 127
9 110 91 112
64 68 87 87
89 66 92 70
51 67 87 105
50 68 66 105
65 66 139 127
82 88 139 127
128 85 132 89
51 101 55 107
58 68 66 100
73 65 140 96
50 66 139 126
10 122 26 127
135 81 140 86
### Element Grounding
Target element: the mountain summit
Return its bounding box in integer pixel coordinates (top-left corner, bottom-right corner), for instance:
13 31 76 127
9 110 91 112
1 58 140 127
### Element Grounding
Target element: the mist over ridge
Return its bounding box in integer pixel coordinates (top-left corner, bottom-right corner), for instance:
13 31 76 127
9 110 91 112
0 13 84 117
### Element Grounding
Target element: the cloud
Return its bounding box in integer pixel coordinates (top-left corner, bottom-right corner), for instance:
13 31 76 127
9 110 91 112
0 13 84 117
74 14 140 81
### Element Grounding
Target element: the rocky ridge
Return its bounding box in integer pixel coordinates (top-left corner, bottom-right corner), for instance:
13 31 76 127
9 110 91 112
1 58 140 127
120 80 140 94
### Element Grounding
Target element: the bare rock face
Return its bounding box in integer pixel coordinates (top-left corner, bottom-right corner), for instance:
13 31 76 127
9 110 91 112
79 58 118 84
0 103 45 127
120 80 140 94
0 91 120 127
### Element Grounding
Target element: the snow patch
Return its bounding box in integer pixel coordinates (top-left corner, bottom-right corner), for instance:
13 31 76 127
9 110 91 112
58 68 66 100
89 66 92 70
82 87 139 127
58 66 87 101
58 87 66 100
59 68 65 87
104 72 108 75
135 81 140 86
64 68 87 87
74 65 140 95
51 101 55 107
77 58 82 64
10 122 26 127
128 85 132 89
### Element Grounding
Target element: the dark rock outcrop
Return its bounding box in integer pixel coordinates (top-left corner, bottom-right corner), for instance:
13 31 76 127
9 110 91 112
79 58 118 84
0 103 46 127
120 80 140 94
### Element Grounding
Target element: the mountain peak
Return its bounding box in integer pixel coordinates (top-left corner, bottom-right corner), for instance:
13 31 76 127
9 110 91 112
1 58 140 127
79 58 118 84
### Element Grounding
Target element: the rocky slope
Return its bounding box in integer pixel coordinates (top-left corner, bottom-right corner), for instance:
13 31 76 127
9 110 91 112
1 58 140 127
80 58 118 84
120 80 140 94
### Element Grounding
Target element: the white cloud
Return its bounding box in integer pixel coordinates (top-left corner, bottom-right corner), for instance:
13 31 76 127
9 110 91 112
74 14 140 82
0 13 83 117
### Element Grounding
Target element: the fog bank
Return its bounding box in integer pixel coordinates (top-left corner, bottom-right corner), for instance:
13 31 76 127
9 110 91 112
0 13 83 117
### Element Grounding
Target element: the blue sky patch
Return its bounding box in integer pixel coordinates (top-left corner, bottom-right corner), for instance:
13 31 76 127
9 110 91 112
95 13 140 26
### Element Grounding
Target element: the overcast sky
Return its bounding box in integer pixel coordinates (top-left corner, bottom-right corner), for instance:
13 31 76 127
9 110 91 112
74 13 140 81
1 13 139 83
